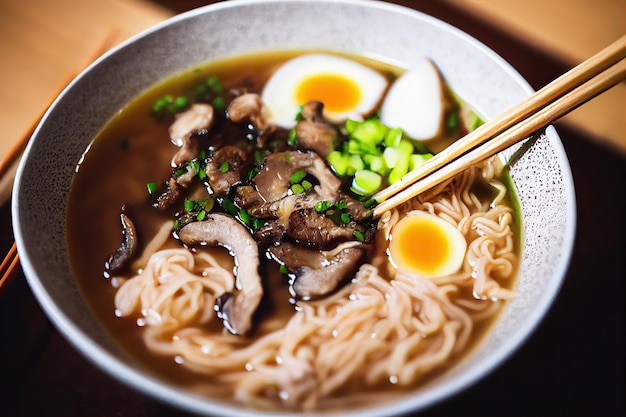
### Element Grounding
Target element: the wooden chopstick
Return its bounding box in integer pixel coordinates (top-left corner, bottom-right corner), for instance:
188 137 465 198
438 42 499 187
0 242 19 294
372 34 626 207
372 38 626 218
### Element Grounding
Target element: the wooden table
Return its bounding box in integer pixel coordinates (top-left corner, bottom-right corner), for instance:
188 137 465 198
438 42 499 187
1 1 624 416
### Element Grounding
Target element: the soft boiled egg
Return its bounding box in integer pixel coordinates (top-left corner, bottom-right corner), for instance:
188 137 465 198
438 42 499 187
388 211 467 278
261 53 388 129
380 58 445 141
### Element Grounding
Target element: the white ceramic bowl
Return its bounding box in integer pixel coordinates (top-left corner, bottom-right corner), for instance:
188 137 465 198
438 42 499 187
12 1 575 416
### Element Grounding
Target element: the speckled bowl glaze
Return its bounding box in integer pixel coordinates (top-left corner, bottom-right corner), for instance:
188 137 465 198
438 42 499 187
12 0 575 416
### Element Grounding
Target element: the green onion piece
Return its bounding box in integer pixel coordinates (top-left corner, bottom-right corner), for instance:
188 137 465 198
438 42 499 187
364 198 377 209
247 166 259 181
219 161 229 173
288 128 298 146
384 127 403 148
469 110 484 131
252 218 264 230
173 219 181 230
184 198 195 212
315 200 332 213
409 153 433 171
254 150 266 165
146 182 158 195
353 230 365 242
388 140 413 184
301 180 312 190
279 264 289 274
340 212 351 224
327 151 349 176
239 209 252 226
383 147 399 169
335 200 347 210
206 76 223 92
351 118 386 146
212 97 226 111
346 154 365 176
447 110 460 136
173 96 189 112
289 169 306 184
345 119 360 134
218 197 238 216
351 169 382 196
291 183 305 194
364 155 388 175
196 210 206 221
294 105 304 121
198 168 207 180
198 150 207 160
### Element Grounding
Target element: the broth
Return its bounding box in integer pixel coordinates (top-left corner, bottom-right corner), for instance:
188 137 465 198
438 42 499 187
67 50 519 411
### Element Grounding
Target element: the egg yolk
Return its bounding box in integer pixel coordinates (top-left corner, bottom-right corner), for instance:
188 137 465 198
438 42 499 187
295 74 361 113
389 213 466 278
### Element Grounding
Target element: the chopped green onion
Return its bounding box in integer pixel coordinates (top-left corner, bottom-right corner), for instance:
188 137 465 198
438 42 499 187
279 264 289 274
146 182 158 195
206 76 223 93
289 170 306 184
301 180 312 190
212 97 226 111
184 198 195 212
327 151 349 176
247 166 259 181
384 127 403 148
346 154 365 176
173 96 189 112
219 161 229 173
291 183 305 194
196 210 206 221
288 129 298 146
218 197 238 216
353 230 365 242
239 209 252 226
315 200 332 213
409 153 433 171
340 212 351 224
351 169 382 196
335 200 347 210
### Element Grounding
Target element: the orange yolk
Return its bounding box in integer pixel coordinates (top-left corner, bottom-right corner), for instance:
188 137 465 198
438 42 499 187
295 74 361 113
389 212 466 278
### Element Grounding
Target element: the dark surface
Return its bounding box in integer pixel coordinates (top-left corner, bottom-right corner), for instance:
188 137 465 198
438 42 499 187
1 1 623 416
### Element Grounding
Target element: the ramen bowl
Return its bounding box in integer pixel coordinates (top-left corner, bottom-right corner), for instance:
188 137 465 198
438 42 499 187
12 0 575 416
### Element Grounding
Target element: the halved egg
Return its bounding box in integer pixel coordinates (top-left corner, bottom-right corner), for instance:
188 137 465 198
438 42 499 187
380 58 445 141
261 53 388 129
388 211 467 278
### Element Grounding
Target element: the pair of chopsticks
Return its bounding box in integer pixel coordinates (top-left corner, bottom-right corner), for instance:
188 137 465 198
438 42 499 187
0 31 119 292
372 35 626 218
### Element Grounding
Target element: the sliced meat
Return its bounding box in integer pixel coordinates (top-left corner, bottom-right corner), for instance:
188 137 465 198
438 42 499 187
178 213 262 335
287 208 364 249
295 101 338 157
268 242 367 299
205 146 247 196
105 213 138 275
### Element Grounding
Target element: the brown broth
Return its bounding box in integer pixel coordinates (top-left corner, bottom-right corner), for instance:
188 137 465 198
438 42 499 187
67 50 518 408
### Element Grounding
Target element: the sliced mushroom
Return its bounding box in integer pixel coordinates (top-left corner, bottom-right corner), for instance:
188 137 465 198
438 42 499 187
105 213 138 275
178 213 263 335
169 103 215 146
286 208 365 249
253 150 341 203
205 146 248 196
227 93 265 129
295 101 338 158
268 242 367 299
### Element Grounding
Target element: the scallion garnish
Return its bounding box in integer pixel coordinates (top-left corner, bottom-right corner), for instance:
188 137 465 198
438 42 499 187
219 161 230 173
353 230 365 242
146 182 158 195
289 170 306 184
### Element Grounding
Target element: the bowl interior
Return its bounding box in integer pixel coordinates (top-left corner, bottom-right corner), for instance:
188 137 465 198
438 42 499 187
12 1 575 416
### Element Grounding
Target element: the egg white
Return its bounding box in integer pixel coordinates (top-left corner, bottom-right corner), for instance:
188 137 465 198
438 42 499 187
389 210 467 278
261 53 388 129
380 58 444 141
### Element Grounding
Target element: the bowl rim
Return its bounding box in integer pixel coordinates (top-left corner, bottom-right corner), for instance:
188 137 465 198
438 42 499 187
12 0 576 416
